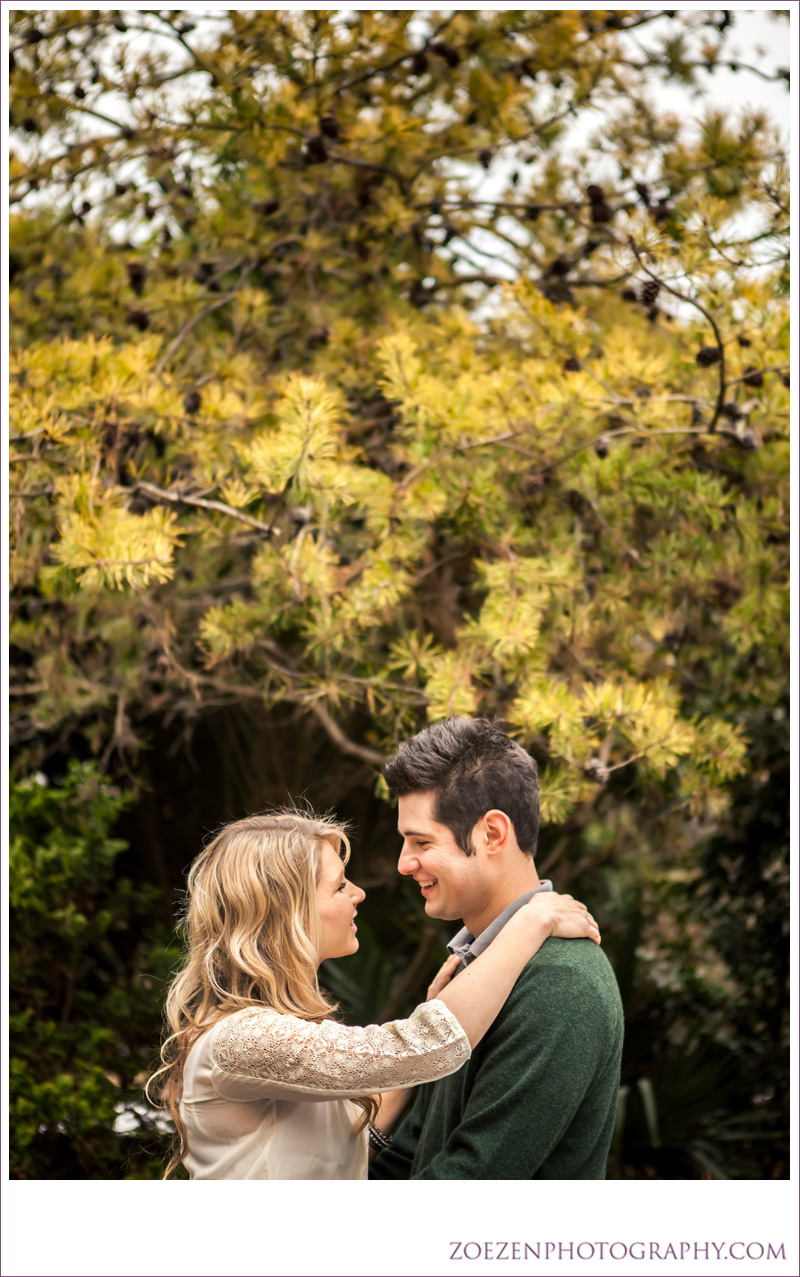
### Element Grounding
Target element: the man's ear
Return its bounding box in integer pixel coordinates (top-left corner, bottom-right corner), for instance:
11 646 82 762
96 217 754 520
480 809 512 855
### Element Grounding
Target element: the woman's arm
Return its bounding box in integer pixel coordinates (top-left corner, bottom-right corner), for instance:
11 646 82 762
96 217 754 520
208 894 597 1104
429 892 598 1050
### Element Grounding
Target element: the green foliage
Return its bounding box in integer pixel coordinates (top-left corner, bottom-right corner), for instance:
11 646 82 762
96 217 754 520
8 8 789 1180
9 764 173 1178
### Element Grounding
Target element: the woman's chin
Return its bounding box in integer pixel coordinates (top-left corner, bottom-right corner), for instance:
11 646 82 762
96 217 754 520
328 937 359 960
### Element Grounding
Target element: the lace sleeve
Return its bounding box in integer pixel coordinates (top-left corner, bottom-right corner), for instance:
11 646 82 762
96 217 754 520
209 999 471 1102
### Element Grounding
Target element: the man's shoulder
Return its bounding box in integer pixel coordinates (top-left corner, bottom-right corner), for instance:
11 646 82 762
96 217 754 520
472 937 623 1070
509 938 623 1012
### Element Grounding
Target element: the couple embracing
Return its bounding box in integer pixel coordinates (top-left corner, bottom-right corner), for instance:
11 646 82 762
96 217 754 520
149 717 624 1179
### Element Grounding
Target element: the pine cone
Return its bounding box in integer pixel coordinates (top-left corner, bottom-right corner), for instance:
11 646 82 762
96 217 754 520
431 41 460 67
478 149 493 170
585 183 612 224
126 309 150 331
731 428 760 452
126 262 147 296
563 356 582 372
410 50 428 75
319 114 340 139
742 367 765 388
639 280 661 306
584 758 610 785
722 402 743 421
696 346 722 367
548 254 573 277
737 334 752 347
302 135 328 165
594 435 610 458
565 488 588 512
590 199 613 225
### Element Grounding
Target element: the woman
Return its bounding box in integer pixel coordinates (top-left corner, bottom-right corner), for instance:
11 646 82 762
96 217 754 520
147 809 599 1179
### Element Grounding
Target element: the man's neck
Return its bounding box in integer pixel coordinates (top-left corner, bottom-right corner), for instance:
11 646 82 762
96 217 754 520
463 868 541 939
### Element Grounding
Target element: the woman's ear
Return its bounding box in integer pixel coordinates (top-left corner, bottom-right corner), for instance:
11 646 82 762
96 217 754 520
481 809 512 855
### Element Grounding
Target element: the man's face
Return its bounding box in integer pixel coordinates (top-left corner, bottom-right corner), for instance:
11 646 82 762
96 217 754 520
397 791 487 926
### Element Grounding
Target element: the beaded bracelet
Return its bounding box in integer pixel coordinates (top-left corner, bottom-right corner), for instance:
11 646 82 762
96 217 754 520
368 1122 393 1152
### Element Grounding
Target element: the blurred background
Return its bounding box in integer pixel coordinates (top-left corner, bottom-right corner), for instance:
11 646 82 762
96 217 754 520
8 8 790 1180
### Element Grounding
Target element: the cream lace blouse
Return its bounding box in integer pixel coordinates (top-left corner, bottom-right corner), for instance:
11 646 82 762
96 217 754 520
180 999 470 1179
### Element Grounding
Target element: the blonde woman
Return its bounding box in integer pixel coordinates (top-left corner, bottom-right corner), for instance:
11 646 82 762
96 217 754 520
147 809 599 1179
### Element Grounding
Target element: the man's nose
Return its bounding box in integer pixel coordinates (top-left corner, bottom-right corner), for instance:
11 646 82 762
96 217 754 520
397 843 418 876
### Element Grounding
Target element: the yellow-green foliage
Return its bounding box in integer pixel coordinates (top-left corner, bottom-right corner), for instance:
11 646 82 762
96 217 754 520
8 7 789 832
10 257 787 825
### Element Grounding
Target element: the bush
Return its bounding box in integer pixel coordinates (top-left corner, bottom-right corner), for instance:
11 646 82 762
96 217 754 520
9 763 173 1178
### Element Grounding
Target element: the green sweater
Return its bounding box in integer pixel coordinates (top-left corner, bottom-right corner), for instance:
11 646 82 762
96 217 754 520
370 937 623 1180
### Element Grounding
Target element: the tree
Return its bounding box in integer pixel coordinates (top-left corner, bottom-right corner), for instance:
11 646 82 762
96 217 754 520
8 8 790 1178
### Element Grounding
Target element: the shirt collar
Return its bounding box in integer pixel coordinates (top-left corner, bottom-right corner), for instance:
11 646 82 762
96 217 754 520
446 881 553 967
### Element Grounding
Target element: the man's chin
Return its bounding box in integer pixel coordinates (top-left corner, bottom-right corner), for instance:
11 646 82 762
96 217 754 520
424 898 459 922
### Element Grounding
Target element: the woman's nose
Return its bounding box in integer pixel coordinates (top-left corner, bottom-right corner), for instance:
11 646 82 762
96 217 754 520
353 883 366 903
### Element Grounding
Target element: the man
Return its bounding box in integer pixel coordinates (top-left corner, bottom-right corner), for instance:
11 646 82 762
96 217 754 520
369 716 624 1180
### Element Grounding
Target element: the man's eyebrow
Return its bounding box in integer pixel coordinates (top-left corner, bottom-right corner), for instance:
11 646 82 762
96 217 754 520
399 829 430 838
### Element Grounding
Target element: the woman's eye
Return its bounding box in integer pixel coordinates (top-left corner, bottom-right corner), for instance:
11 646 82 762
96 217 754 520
337 882 347 891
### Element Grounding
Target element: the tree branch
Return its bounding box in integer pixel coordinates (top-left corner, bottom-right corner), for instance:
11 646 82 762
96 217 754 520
133 481 275 536
629 238 727 430
154 260 252 375
309 703 386 767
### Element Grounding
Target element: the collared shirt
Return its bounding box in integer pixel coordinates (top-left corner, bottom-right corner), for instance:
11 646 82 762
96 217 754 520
446 880 554 969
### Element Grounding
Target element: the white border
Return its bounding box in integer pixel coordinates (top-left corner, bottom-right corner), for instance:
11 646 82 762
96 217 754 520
3 5 796 1276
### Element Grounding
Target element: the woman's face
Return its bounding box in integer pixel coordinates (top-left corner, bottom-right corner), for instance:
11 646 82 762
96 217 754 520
316 840 366 963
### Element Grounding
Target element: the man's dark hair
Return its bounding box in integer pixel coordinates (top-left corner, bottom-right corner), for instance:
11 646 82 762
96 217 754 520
384 717 540 857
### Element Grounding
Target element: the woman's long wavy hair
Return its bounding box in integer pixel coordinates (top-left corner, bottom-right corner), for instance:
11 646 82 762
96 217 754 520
146 808 378 1178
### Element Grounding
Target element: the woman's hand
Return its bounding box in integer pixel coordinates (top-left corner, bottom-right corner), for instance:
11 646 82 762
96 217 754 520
520 891 601 944
427 953 462 1001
